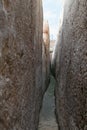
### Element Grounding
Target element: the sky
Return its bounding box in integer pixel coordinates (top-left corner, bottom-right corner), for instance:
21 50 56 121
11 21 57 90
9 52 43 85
42 0 64 40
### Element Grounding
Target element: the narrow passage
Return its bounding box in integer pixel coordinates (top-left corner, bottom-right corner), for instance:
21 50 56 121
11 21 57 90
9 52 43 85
39 76 58 130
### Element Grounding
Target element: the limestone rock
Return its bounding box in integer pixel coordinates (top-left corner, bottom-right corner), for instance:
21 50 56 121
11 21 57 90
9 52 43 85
52 0 87 129
0 0 43 130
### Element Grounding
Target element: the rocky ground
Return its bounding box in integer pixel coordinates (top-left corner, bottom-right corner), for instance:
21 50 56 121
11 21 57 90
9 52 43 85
39 76 58 130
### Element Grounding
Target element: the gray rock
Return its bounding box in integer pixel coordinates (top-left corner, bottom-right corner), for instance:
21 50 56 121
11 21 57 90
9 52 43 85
52 0 87 129
51 25 62 77
0 0 44 130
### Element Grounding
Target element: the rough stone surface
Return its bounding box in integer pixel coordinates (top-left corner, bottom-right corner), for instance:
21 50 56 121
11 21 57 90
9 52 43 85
0 0 44 130
51 25 62 77
52 0 87 130
42 21 50 92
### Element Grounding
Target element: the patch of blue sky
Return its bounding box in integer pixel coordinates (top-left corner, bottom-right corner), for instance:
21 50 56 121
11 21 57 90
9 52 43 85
42 0 63 40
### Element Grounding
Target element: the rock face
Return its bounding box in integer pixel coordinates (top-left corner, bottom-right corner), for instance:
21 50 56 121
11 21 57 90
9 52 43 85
52 0 87 130
0 0 44 130
51 25 62 77
42 21 50 91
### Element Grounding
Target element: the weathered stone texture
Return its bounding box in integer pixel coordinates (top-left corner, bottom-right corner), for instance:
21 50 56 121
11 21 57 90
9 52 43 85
52 0 87 130
51 25 62 77
42 21 50 91
0 0 43 130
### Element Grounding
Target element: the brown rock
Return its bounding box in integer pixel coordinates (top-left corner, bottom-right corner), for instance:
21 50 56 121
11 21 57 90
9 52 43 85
0 0 44 130
52 0 87 129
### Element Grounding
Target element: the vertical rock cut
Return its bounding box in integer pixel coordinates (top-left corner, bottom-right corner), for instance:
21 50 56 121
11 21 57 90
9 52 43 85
52 0 87 130
42 20 50 91
0 0 47 130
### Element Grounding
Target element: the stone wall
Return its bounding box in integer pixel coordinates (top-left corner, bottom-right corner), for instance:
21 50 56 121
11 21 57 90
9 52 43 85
52 0 87 129
51 25 62 77
42 21 50 92
0 0 44 130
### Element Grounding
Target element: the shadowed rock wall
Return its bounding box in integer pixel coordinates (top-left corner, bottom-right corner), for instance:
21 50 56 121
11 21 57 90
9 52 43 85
0 0 45 130
52 0 87 130
51 25 62 77
42 21 50 92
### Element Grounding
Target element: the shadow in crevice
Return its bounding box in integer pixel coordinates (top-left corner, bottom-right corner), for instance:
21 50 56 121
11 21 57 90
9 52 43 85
39 75 58 130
